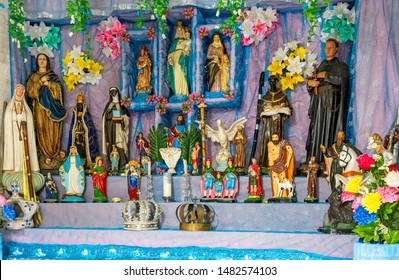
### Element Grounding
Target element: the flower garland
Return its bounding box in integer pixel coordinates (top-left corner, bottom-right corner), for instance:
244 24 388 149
321 2 355 43
62 45 104 91
66 0 93 55
197 26 209 39
216 0 245 42
237 6 279 46
342 148 399 244
120 96 132 107
298 0 332 43
146 27 156 40
223 89 235 100
146 94 168 114
22 21 61 58
267 40 317 91
182 6 195 20
180 93 205 114
136 0 169 39
95 16 130 60
8 0 26 61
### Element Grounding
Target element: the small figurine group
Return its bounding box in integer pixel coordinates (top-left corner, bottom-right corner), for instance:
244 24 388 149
200 157 239 202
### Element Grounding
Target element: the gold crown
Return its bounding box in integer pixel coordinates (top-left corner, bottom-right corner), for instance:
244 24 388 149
76 92 84 103
121 200 162 230
176 198 216 231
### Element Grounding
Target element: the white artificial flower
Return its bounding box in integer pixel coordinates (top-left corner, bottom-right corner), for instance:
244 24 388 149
305 51 317 65
29 24 42 40
284 40 299 52
69 32 74 37
239 20 255 38
37 22 51 39
150 14 155 20
70 15 75 24
334 2 351 19
24 58 28 63
36 43 54 57
162 33 166 39
67 61 82 76
216 10 220 17
385 170 399 187
302 65 314 78
272 47 288 64
286 56 306 75
263 6 278 27
320 31 330 42
102 46 112 57
27 42 40 57
23 21 32 37
161 15 166 20
69 45 84 61
322 9 334 21
346 9 356 25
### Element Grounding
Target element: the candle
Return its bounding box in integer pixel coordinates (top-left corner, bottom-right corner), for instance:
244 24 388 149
183 159 188 174
148 158 151 176
163 173 172 198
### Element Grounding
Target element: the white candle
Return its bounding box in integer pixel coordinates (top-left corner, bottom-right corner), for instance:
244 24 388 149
148 159 151 176
163 173 172 198
183 159 188 174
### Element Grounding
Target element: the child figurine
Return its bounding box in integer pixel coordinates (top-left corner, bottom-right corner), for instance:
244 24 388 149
214 172 224 198
44 172 58 202
200 158 215 198
245 158 263 203
110 145 120 175
218 53 230 92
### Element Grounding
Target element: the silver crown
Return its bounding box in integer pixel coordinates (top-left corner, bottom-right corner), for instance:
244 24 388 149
121 200 162 230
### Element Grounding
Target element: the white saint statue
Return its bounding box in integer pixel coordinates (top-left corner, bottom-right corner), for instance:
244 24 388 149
160 142 181 174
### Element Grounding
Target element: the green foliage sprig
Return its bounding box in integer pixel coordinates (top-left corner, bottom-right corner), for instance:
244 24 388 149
8 0 26 62
136 0 169 39
179 124 200 165
216 0 245 43
298 0 331 42
148 124 168 162
66 0 92 55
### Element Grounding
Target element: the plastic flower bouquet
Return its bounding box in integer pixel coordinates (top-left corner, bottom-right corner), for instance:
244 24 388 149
95 16 130 59
238 6 279 46
120 96 132 107
22 21 61 58
146 95 168 115
62 45 104 91
321 2 356 43
180 93 205 114
342 151 399 244
267 40 317 90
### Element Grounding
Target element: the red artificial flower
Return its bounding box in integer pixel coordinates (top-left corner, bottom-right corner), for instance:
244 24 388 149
356 153 375 171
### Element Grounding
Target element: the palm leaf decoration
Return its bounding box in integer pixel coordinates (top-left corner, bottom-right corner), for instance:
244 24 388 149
148 124 167 162
179 123 200 164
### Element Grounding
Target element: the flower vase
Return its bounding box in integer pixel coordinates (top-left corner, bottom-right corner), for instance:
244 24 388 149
353 240 399 260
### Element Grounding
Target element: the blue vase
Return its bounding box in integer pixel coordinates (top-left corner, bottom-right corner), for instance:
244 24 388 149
353 240 399 260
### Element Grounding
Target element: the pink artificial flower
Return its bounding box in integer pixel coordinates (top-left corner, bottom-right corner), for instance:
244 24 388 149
103 29 115 46
241 35 254 46
0 194 6 206
352 195 363 211
95 32 106 46
341 191 356 203
111 19 126 37
376 186 399 203
252 19 267 36
111 44 120 60
356 154 375 171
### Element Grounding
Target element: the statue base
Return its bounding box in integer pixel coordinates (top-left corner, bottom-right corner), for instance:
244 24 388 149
163 196 173 202
200 197 237 203
244 196 263 203
260 167 270 175
61 195 86 203
304 197 319 203
44 199 59 203
317 225 355 235
268 196 297 203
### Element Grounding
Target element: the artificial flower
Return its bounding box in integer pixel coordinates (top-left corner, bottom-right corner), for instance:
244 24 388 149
356 153 375 171
62 45 103 91
96 16 129 60
321 2 356 43
267 41 317 90
343 140 399 244
384 171 399 187
237 6 279 46
22 21 61 57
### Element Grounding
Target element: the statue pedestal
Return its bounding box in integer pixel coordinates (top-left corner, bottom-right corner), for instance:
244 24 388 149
215 148 231 172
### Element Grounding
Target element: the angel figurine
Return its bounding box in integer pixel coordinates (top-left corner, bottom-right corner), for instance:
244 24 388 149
199 117 247 171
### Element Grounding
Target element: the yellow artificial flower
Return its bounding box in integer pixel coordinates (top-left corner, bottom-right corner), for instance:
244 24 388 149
280 73 295 90
62 51 71 66
292 73 304 84
89 60 104 74
362 192 382 213
294 46 308 60
344 176 362 193
76 56 88 71
288 52 296 60
63 73 80 91
267 60 285 76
